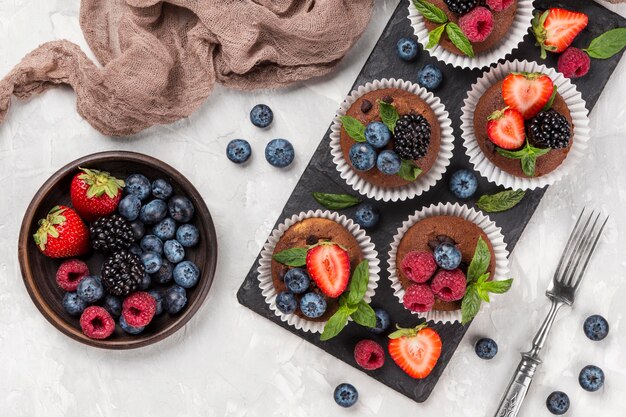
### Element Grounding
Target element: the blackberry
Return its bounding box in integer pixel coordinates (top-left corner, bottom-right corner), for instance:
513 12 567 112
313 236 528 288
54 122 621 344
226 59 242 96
444 0 478 15
527 110 571 149
90 214 135 253
393 113 431 160
101 250 145 296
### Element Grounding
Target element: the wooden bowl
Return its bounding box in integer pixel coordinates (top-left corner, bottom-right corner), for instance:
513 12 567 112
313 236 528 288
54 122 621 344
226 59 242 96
18 151 218 349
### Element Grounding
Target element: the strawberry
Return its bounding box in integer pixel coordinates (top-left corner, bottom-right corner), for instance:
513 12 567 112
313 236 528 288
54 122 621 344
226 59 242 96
502 72 554 119
306 243 351 298
388 324 442 379
33 206 90 258
70 168 125 222
532 8 588 58
486 107 525 150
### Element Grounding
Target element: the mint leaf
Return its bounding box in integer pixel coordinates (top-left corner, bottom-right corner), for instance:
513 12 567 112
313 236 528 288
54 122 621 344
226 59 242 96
427 24 447 49
521 154 537 177
481 278 513 294
398 159 422 181
496 147 527 159
347 260 369 306
497 141 550 177
351 300 377 328
584 28 626 59
312 192 360 210
476 189 526 213
273 247 307 266
461 284 481 324
320 307 350 341
542 86 558 111
377 100 400 132
412 0 448 24
340 115 366 142
477 286 490 302
446 22 474 58
467 237 490 283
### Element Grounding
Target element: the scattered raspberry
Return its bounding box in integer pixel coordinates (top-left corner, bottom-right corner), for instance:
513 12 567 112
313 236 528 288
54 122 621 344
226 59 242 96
558 47 591 79
430 269 467 302
80 306 115 339
403 284 435 312
122 291 157 327
354 339 385 370
400 251 437 283
459 7 494 43
485 0 514 12
55 259 89 291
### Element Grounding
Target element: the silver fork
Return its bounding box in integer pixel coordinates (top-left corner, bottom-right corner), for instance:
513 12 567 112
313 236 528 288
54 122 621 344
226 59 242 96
493 208 608 417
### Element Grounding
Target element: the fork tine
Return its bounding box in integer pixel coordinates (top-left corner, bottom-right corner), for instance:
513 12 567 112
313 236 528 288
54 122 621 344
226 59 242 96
554 208 587 280
558 210 594 284
563 212 600 286
573 215 609 290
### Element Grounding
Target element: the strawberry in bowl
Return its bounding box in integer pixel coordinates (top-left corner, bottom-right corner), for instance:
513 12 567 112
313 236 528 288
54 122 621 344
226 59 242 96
33 205 90 258
70 168 125 222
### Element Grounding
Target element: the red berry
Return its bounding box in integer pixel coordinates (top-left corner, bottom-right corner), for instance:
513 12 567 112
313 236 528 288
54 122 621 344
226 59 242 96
400 251 437 283
122 291 157 327
431 269 467 302
33 206 90 259
70 168 124 222
389 325 442 379
533 8 588 56
55 259 89 291
402 284 435 312
354 339 385 370
306 243 351 298
459 7 494 43
80 306 115 339
502 73 555 120
486 107 526 150
558 47 591 79
485 0 514 12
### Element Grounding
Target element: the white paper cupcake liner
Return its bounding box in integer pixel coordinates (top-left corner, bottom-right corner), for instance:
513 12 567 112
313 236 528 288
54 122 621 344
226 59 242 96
408 0 534 69
387 202 510 324
257 210 380 334
460 59 591 190
329 78 454 202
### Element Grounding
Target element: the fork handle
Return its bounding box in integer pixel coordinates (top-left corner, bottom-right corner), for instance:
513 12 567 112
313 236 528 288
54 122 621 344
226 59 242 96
492 354 541 417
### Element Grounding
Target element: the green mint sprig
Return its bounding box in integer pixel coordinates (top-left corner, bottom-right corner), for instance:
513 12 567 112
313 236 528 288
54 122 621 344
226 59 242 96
312 192 360 210
585 28 626 59
413 0 475 57
542 86 558 111
273 247 307 266
340 116 366 142
476 189 526 213
496 140 551 177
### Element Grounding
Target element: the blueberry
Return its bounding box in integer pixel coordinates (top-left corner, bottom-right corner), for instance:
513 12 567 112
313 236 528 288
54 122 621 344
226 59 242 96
165 285 187 314
62 292 87 316
349 142 376 171
153 217 177 241
579 365 604 392
376 150 401 175
418 64 443 91
139 272 151 290
125 174 151 201
369 308 390 334
102 295 122 318
434 243 462 270
475 338 498 360
150 178 173 200
151 259 173 284
129 221 145 240
129 243 142 257
173 260 199 288
546 391 570 415
276 291 297 314
141 251 163 274
300 292 327 318
364 121 391 148
168 195 195 223
284 268 310 294
164 240 185 263
333 383 358 408
176 224 200 247
354 204 380 229
148 289 165 316
226 139 252 164
265 138 295 168
449 169 478 199
140 199 168 224
250 104 273 128
118 195 142 221
396 37 419 61
583 314 609 341
76 276 104 303
140 235 163 254
119 315 144 334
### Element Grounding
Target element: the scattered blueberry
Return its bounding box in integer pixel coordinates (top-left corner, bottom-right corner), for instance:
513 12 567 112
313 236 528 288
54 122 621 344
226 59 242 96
300 292 327 318
173 260 199 288
165 285 188 314
265 138 295 168
151 179 173 200
148 289 165 316
434 243 462 270
125 174 151 201
119 315 145 334
226 139 252 164
546 391 570 415
76 276 104 303
176 224 200 247
140 235 163 254
583 315 609 341
334 383 358 408
376 150 402 175
449 169 478 199
129 243 142 257
349 142 376 171
579 365 604 392
141 251 163 274
418 64 443 91
102 295 122 318
118 195 142 221
164 239 185 264
168 195 195 223
284 268 311 294
396 37 419 61
62 292 87 316
139 272 151 290
475 338 498 360
370 308 390 334
365 121 391 149
354 204 380 229
151 259 173 284
276 291 297 314
139 199 168 224
153 217 177 241
129 221 145 240
250 104 273 128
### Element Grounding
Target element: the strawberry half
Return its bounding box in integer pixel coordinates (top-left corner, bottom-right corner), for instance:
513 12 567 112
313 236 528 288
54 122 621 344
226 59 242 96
502 73 554 120
486 107 525 150
388 324 442 379
33 206 90 258
306 243 350 298
70 168 125 222
533 8 588 58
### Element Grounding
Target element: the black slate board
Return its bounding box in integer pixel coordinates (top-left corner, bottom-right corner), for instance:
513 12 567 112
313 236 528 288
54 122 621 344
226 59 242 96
237 0 626 403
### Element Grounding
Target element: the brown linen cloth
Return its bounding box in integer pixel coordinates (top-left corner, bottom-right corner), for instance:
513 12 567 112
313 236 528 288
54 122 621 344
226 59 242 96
0 0 373 136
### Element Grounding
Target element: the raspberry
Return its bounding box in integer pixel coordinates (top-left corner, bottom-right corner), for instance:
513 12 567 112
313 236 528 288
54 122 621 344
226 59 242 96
485 0 515 12
459 7 494 43
79 306 115 339
402 284 435 312
400 251 437 283
55 259 89 291
354 339 385 370
431 269 467 302
557 47 591 79
122 291 157 327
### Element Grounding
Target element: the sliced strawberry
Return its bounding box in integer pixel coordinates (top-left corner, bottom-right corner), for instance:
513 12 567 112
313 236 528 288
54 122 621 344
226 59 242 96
486 107 525 150
502 73 554 119
306 243 350 298
388 324 442 379
533 8 588 58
